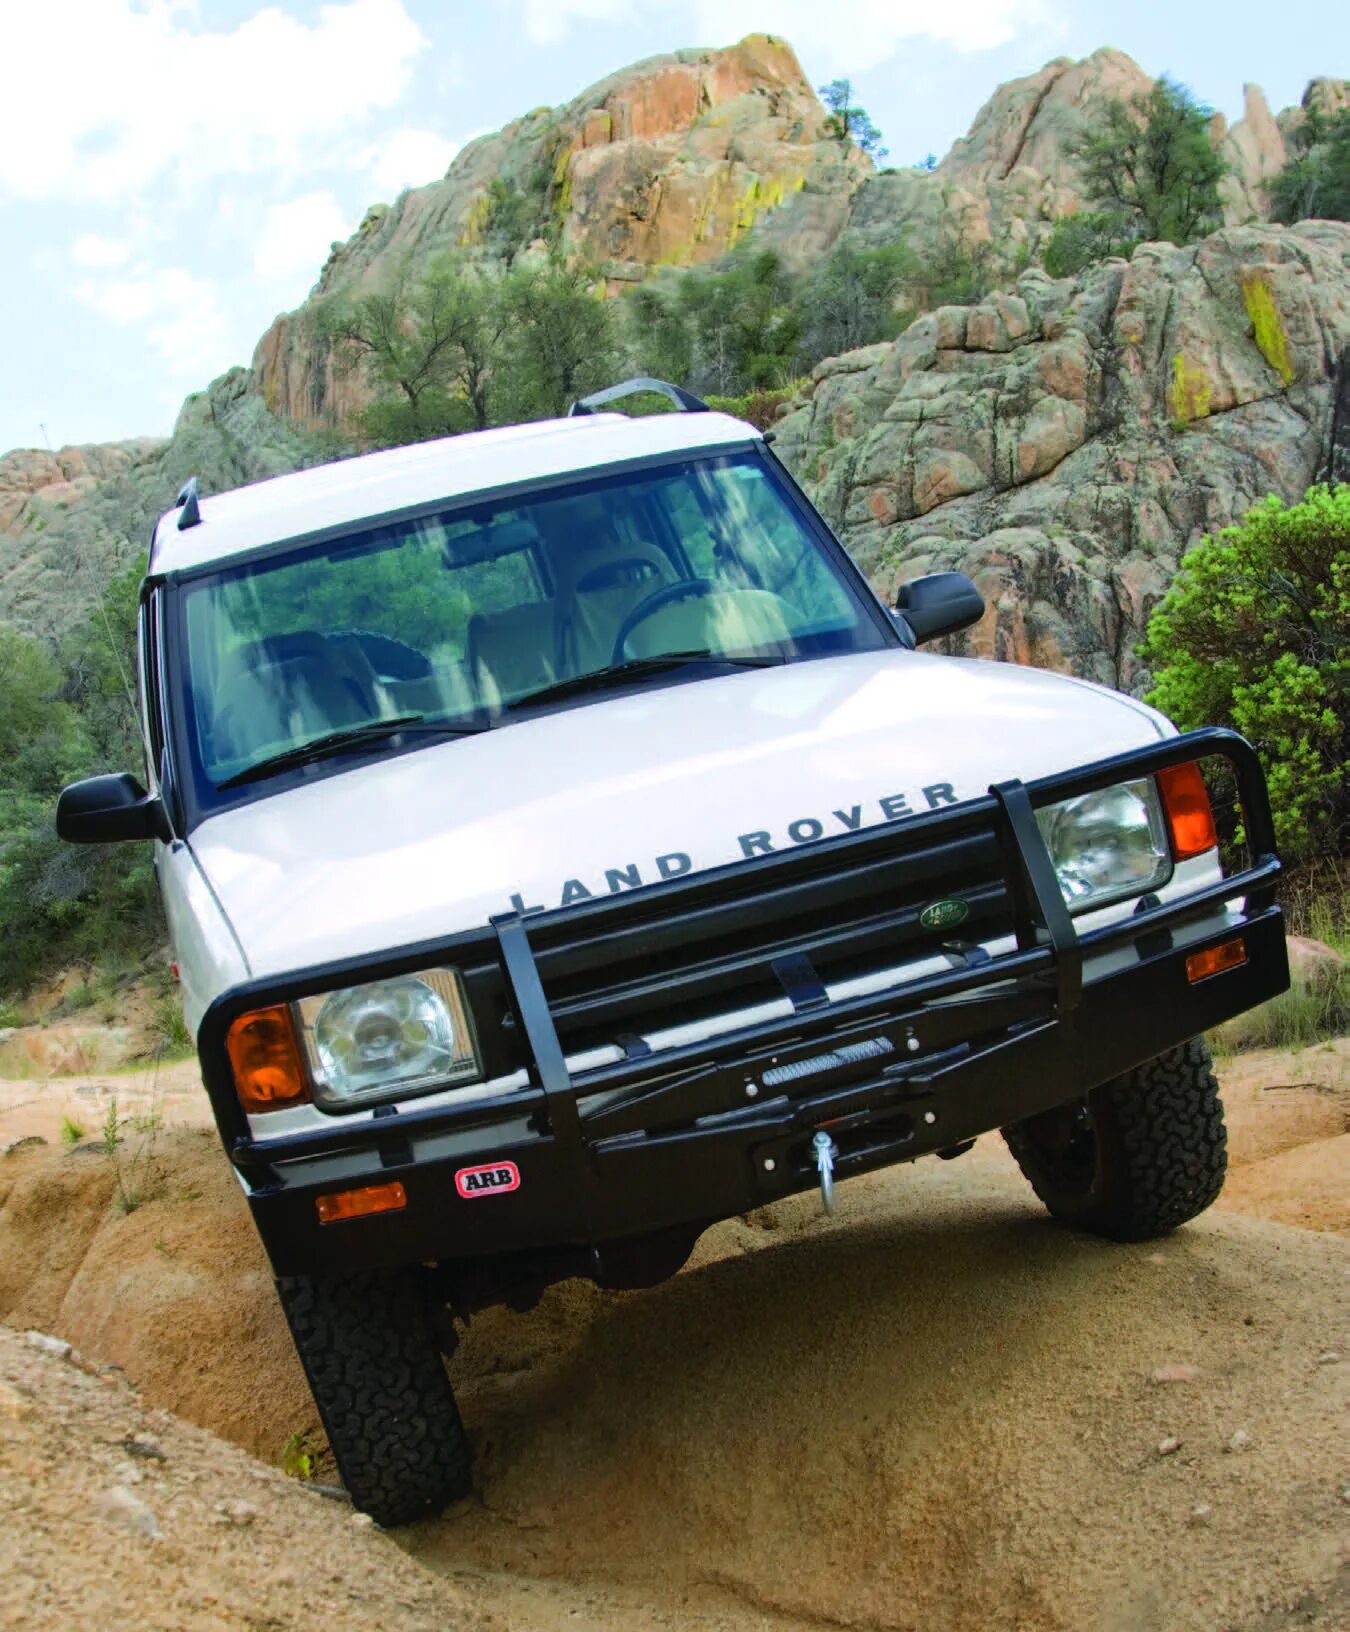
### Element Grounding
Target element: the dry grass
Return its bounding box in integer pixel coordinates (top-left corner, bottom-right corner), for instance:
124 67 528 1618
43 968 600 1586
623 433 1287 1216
1210 879 1349 1055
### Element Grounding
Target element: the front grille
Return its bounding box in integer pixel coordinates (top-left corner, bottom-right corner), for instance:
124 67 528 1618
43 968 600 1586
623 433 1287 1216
496 808 1017 1062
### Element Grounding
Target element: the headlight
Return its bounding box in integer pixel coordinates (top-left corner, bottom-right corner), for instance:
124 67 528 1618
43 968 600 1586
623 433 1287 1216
1035 778 1172 913
293 969 480 1110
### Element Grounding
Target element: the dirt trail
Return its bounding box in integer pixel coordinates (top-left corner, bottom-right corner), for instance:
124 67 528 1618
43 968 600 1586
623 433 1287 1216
1 1042 1347 1631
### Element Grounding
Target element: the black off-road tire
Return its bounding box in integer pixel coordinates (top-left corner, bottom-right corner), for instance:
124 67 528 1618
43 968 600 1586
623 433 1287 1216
1002 1038 1227 1242
275 1267 472 1526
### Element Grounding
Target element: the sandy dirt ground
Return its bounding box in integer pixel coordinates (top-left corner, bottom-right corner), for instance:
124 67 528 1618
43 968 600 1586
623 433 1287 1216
0 1040 1346 1631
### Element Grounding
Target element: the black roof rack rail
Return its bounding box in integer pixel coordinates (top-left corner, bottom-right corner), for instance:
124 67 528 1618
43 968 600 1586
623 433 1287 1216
176 476 202 531
567 376 710 417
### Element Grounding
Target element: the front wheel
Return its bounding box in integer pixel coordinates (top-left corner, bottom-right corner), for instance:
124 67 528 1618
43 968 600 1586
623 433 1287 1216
275 1266 472 1526
1002 1038 1227 1242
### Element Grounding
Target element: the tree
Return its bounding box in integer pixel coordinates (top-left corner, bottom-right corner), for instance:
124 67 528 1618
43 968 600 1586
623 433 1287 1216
1267 105 1350 224
818 79 888 162
481 178 546 268
1074 77 1228 247
0 583 163 998
1139 484 1350 864
315 256 506 445
798 239 916 360
924 222 1005 307
497 256 620 420
624 282 696 386
1041 211 1132 278
679 250 803 395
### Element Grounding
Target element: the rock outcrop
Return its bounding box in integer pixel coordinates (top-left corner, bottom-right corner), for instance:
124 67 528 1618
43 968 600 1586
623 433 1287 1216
0 442 164 541
254 35 868 430
250 40 1345 440
775 222 1350 690
0 373 323 639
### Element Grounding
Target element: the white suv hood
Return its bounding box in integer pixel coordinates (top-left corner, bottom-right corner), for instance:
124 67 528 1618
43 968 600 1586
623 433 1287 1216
189 649 1168 981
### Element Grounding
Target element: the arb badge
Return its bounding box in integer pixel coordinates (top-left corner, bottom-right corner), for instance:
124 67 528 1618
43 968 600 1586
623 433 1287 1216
455 1161 521 1198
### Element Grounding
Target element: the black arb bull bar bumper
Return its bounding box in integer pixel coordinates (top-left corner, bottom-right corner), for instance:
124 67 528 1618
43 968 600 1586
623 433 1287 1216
200 729 1288 1280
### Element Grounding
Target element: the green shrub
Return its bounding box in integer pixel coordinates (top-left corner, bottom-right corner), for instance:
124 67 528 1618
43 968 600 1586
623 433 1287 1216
1139 484 1349 865
1041 212 1131 278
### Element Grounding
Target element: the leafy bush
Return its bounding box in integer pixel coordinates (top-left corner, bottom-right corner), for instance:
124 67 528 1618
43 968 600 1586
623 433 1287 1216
1041 212 1131 277
1140 484 1349 863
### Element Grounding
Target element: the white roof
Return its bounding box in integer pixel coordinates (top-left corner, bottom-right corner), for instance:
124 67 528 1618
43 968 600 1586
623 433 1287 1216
150 410 760 576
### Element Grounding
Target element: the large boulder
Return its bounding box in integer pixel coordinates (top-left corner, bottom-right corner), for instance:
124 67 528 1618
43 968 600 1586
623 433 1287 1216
777 221 1350 692
251 35 869 431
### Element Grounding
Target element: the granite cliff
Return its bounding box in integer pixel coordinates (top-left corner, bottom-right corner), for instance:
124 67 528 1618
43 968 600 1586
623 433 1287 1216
774 221 1350 689
250 40 1344 435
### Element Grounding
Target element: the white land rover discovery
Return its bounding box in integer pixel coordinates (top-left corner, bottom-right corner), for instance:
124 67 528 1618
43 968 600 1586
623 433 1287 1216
57 378 1288 1525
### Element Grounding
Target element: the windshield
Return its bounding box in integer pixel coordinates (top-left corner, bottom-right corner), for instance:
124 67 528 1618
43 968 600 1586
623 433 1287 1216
174 451 889 808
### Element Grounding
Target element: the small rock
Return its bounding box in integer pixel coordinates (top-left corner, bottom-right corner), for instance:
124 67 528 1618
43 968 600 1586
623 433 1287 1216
1150 1364 1200 1384
124 1433 165 1460
1189 1504 1213 1525
25 1331 71 1361
0 1379 34 1420
350 1511 375 1530
1157 1436 1182 1456
1146 1252 1168 1266
1226 1429 1252 1453
96 1485 160 1539
1316 1352 1341 1365
213 1499 258 1527
3 1135 48 1157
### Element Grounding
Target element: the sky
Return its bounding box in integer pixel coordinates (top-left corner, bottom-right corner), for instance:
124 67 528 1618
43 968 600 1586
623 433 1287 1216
1 0 1341 456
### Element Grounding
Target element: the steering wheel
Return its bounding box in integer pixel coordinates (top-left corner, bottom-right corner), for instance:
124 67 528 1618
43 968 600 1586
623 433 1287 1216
342 629 432 682
610 578 719 663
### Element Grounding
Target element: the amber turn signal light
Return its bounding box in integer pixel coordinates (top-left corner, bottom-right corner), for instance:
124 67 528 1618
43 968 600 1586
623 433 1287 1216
226 1004 310 1113
315 1181 408 1225
1186 938 1247 983
1157 761 1219 860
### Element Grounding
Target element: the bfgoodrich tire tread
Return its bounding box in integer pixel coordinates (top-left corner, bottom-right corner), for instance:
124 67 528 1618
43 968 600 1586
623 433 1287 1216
1004 1038 1227 1242
275 1267 472 1526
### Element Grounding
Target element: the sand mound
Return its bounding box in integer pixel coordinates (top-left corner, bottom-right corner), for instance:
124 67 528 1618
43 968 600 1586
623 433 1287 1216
1 1049 1346 1631
0 1326 497 1632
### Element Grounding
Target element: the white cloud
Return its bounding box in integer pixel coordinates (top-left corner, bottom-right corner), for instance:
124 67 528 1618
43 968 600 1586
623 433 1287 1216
71 234 132 269
253 191 354 282
363 127 463 195
519 0 1047 64
0 0 429 203
521 0 632 46
690 0 1047 64
75 267 229 379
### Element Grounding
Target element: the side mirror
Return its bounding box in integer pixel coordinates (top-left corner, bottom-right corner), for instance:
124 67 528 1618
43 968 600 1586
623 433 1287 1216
894 571 984 645
56 773 172 845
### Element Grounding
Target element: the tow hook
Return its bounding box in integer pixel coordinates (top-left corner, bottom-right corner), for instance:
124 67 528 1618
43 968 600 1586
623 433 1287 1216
811 1130 838 1217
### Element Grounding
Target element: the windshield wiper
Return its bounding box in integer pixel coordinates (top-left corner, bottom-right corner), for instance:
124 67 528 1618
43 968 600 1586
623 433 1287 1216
217 714 490 790
507 651 787 711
